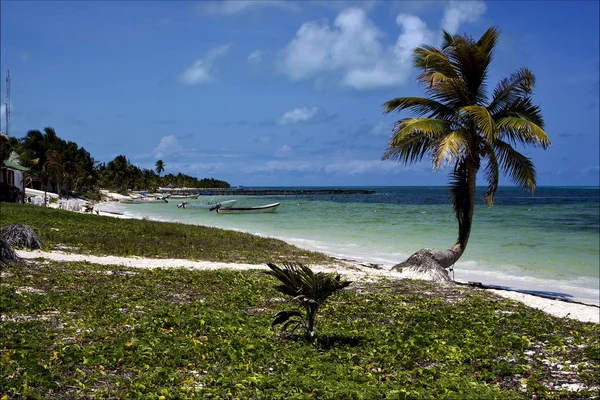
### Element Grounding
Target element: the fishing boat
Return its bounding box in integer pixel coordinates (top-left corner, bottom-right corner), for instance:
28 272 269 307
120 196 169 204
215 202 280 214
187 199 237 209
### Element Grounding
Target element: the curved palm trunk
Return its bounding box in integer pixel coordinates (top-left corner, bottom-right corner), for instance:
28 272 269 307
392 162 478 282
447 161 478 264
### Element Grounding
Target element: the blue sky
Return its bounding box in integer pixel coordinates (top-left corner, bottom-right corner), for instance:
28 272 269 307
1 0 598 187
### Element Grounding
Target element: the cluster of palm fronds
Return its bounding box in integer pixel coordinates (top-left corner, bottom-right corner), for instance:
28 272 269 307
1 224 44 250
265 263 351 342
0 238 23 265
0 224 44 266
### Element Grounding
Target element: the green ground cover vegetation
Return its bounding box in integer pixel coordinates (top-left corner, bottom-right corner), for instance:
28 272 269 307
1 260 598 399
0 203 332 265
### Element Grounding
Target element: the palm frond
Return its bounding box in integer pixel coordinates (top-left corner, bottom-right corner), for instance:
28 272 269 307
414 46 458 79
476 27 500 65
441 30 454 49
481 143 499 206
460 105 497 142
487 68 536 114
432 130 467 170
265 263 303 297
496 116 550 149
417 71 455 89
383 97 452 119
493 140 537 193
493 97 545 128
382 118 450 164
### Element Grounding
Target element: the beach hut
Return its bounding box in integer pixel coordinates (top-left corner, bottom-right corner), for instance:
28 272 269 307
0 150 28 202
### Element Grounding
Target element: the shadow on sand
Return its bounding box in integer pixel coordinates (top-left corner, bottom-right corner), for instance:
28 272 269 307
459 281 585 303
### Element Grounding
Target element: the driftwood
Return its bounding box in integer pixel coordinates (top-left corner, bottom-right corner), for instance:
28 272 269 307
1 224 44 250
391 248 452 283
0 238 23 266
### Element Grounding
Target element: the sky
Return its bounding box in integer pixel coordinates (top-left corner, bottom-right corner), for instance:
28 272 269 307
1 0 598 187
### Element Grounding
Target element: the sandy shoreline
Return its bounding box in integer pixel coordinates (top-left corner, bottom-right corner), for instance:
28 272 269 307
16 249 599 324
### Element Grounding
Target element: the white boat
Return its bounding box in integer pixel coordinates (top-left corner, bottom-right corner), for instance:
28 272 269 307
216 202 280 214
120 196 169 204
188 199 237 209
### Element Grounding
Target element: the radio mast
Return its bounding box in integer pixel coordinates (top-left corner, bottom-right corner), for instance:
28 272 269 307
4 47 9 137
5 65 10 137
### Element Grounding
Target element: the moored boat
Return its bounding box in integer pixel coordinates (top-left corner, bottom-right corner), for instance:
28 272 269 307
188 199 237 209
215 202 280 214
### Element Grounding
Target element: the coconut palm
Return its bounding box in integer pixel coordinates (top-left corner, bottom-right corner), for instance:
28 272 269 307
155 160 165 177
19 128 62 204
0 133 19 168
382 27 550 274
265 263 351 342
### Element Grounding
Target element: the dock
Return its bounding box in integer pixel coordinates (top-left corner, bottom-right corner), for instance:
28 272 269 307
158 188 376 196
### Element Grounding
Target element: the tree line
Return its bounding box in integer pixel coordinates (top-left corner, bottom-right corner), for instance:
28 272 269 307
0 127 230 198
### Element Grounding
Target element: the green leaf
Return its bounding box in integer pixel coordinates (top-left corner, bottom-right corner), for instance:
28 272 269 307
271 310 302 328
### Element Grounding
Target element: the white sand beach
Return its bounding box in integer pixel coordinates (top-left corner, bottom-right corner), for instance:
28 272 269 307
17 249 599 324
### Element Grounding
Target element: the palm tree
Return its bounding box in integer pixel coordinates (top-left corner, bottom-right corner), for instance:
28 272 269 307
0 133 19 168
265 263 351 342
382 27 550 276
19 128 62 205
155 160 165 177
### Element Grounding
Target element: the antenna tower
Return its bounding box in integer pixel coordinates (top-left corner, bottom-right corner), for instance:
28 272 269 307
5 60 9 137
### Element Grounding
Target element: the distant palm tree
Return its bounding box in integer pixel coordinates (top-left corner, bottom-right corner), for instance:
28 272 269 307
155 160 165 177
0 133 19 168
382 27 550 273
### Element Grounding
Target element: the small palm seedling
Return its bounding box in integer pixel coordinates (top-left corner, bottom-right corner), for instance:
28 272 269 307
265 262 351 342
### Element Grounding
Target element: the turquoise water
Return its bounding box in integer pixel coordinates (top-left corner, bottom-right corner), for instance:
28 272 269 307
101 187 600 305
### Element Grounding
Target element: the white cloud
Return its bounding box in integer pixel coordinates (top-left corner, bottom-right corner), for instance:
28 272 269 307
280 2 486 90
154 135 183 156
441 1 487 35
181 45 230 85
247 49 265 64
277 106 321 125
199 0 296 15
0 103 5 119
275 145 292 157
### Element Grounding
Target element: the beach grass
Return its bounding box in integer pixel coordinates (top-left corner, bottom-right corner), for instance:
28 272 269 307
0 203 334 265
1 259 598 399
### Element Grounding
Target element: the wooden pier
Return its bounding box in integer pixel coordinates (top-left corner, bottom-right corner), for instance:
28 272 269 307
158 188 375 196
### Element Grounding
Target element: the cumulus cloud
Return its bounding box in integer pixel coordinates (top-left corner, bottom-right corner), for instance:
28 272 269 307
441 1 487 35
277 106 329 125
181 45 230 85
154 135 183 156
247 49 265 63
199 0 295 15
280 2 486 90
275 145 292 157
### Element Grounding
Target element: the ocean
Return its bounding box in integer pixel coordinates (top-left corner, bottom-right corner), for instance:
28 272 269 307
100 186 600 306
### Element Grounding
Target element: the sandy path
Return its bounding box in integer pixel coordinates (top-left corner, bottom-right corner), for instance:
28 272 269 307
16 250 599 324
